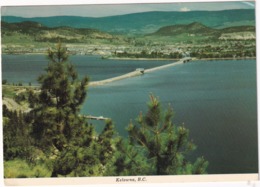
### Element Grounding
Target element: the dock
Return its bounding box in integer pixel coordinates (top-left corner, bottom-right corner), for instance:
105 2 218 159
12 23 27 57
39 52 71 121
81 115 110 121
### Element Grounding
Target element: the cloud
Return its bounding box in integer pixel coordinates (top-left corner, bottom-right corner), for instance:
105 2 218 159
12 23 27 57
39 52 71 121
180 7 190 12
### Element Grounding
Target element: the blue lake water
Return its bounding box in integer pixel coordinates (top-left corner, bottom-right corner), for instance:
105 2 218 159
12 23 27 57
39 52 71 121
2 55 172 85
2 54 258 174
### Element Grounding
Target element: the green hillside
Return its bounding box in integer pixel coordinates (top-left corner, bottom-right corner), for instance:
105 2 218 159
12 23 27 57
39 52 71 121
1 21 125 45
145 22 255 44
150 22 255 36
150 22 217 36
221 25 255 33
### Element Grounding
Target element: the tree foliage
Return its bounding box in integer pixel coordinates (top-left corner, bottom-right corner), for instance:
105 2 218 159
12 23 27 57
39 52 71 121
110 95 208 175
3 106 33 162
31 43 88 152
29 42 115 177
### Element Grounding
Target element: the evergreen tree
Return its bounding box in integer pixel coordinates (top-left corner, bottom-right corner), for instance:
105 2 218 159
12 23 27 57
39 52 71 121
105 138 150 176
28 89 38 108
111 95 208 175
31 42 87 152
3 108 33 161
30 42 115 177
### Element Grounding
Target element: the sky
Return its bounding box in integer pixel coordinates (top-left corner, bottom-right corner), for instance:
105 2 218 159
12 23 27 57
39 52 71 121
0 1 255 18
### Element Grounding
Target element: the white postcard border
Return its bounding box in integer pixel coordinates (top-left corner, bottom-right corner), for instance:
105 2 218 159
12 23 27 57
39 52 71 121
0 0 259 187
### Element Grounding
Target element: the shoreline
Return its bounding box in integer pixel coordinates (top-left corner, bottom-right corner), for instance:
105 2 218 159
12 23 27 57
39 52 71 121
105 56 256 61
198 57 256 61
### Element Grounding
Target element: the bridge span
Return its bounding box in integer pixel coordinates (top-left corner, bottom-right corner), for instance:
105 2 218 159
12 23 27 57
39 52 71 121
89 57 192 87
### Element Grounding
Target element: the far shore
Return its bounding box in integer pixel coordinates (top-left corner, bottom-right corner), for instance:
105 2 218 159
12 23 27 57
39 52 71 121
2 52 256 61
104 57 180 61
198 57 256 61
105 56 256 61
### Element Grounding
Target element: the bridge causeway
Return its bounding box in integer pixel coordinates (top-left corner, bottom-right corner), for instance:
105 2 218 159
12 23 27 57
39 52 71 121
89 57 192 86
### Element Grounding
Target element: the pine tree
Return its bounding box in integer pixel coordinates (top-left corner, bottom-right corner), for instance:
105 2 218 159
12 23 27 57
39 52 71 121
112 95 208 175
105 138 150 176
30 42 115 177
3 109 32 161
31 42 87 152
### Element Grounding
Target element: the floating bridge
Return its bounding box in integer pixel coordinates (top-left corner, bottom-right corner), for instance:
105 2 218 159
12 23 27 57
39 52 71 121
81 115 110 121
89 57 192 86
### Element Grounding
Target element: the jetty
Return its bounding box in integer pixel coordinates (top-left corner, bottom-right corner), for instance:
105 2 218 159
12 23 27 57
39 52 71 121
81 115 110 121
89 57 192 86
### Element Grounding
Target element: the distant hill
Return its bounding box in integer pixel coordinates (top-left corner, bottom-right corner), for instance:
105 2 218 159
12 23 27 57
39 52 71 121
221 25 255 33
149 22 255 40
2 9 255 35
2 21 122 43
150 22 217 36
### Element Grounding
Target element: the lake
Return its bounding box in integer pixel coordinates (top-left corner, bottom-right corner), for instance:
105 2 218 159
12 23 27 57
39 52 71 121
2 54 258 174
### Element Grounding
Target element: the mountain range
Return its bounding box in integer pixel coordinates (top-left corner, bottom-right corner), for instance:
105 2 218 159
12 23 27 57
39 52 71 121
2 9 255 35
